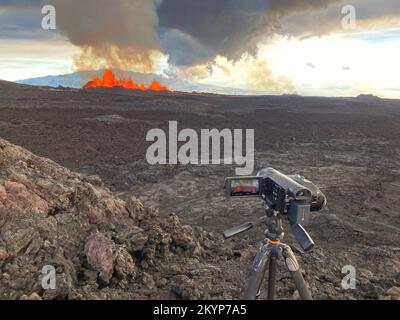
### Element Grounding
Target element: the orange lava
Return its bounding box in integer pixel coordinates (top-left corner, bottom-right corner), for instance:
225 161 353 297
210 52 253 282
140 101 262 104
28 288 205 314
83 69 169 91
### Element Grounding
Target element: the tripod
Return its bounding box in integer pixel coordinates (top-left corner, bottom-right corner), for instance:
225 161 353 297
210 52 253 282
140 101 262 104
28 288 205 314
224 208 313 300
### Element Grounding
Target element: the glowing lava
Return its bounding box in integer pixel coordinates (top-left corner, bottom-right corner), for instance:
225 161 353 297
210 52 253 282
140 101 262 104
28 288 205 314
83 69 169 91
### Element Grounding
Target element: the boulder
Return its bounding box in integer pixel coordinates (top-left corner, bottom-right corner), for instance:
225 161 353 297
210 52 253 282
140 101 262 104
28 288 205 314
84 233 115 283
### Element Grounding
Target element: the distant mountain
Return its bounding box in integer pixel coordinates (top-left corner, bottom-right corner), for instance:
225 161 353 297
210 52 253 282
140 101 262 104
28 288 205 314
16 69 159 89
0 79 28 89
16 69 269 96
356 94 381 101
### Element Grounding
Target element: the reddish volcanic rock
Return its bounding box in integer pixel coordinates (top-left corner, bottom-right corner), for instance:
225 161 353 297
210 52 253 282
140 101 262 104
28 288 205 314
1 181 49 215
0 248 8 261
84 233 115 283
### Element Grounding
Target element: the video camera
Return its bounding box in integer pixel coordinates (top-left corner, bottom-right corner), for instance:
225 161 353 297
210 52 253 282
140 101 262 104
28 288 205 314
223 168 327 251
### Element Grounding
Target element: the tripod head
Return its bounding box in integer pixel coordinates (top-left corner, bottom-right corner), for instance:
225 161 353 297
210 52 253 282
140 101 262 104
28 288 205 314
223 203 315 251
223 168 327 251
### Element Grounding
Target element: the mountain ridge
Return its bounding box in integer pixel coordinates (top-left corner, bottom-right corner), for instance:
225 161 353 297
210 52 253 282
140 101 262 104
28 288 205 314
16 69 271 96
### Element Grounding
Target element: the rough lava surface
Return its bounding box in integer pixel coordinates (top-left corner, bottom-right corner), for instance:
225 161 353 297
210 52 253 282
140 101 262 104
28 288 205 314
0 137 226 300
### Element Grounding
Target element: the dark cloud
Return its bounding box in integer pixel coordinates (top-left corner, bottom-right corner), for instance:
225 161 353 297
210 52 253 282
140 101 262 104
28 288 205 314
352 0 400 19
156 0 351 66
268 0 342 17
0 0 44 8
279 0 400 36
159 28 215 66
156 0 352 65
0 1 51 39
157 0 273 65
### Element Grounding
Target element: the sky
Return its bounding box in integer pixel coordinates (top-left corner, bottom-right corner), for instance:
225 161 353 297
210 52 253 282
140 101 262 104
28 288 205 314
0 0 399 98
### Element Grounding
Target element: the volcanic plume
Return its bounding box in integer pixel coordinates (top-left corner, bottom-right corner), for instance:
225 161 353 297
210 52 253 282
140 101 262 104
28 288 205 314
50 0 162 73
83 69 169 91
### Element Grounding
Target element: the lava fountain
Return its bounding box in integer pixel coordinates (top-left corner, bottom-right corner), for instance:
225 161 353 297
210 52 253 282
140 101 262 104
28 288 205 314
83 69 169 91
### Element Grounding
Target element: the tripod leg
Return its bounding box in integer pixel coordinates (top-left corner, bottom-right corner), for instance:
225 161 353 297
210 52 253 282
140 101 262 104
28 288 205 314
282 245 313 300
267 251 278 300
244 243 271 300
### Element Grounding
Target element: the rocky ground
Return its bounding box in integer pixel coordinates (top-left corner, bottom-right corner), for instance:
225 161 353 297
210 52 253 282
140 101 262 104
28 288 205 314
0 80 400 299
0 137 231 299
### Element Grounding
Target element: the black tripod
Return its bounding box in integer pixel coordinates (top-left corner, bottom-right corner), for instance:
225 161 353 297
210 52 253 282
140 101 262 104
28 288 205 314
224 207 313 300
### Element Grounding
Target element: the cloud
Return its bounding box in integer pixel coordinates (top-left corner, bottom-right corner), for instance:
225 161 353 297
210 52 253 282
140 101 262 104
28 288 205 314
2 0 400 69
157 0 349 66
0 38 78 81
0 2 47 39
157 0 274 65
198 52 296 94
157 0 400 68
0 0 43 7
1 0 400 95
278 0 400 36
159 28 215 66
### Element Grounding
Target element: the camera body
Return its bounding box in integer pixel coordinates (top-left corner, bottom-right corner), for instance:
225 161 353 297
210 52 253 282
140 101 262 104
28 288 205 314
225 168 327 225
224 168 327 251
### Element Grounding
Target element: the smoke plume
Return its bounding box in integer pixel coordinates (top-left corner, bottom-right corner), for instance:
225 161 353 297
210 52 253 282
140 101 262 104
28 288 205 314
50 0 162 72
